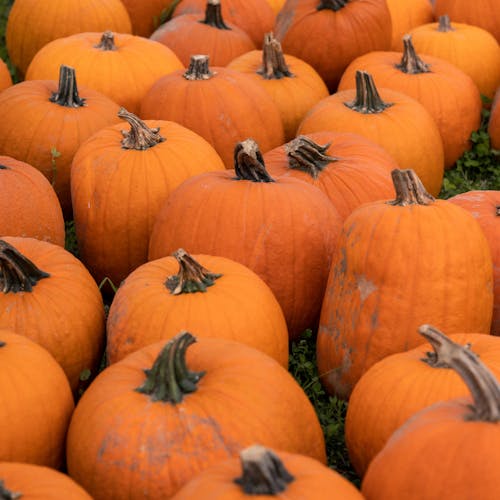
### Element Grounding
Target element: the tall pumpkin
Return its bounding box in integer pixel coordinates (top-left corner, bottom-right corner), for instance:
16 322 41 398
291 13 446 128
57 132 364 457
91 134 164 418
317 169 494 399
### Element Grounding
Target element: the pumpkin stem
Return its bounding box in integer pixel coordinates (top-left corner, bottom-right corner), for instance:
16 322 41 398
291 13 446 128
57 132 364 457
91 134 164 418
166 249 222 294
495 205 500 217
201 0 230 29
0 240 50 294
396 35 431 74
419 325 500 422
0 481 21 500
135 332 205 403
94 31 118 51
118 108 165 150
317 0 349 11
0 341 5 348
184 54 216 80
234 139 275 182
49 65 86 108
437 14 454 32
387 169 435 206
257 32 294 80
284 135 337 179
345 71 393 114
234 445 295 494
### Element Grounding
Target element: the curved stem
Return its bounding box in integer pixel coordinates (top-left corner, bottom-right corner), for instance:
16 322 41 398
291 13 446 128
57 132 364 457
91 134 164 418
0 480 21 500
49 65 86 108
396 35 431 74
419 325 500 421
118 108 165 150
344 71 393 114
166 249 222 294
135 332 205 403
257 33 294 80
94 31 117 51
284 136 337 179
184 54 216 81
200 0 230 29
437 15 454 32
387 169 435 206
234 139 275 182
0 240 50 293
234 445 295 494
317 0 348 11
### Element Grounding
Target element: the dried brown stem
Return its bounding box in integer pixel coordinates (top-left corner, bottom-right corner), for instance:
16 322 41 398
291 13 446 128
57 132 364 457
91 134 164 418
184 54 216 80
118 108 165 150
234 139 275 182
387 169 435 206
257 32 294 80
344 71 393 114
284 136 337 178
396 35 431 74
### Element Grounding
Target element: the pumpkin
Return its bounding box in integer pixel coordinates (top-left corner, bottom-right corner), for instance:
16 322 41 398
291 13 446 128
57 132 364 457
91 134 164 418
71 108 225 287
0 463 92 499
409 15 500 101
0 156 64 246
362 325 500 500
0 65 121 217
448 190 500 336
298 71 445 196
227 32 329 141
140 55 285 169
25 31 183 115
317 169 494 399
151 0 255 67
172 444 364 499
274 0 392 91
149 139 342 339
488 86 500 149
346 331 500 477
0 59 12 93
5 0 132 76
120 0 173 37
266 0 285 14
0 330 74 467
0 237 105 392
263 132 398 221
66 332 326 498
337 34 483 169
106 249 289 366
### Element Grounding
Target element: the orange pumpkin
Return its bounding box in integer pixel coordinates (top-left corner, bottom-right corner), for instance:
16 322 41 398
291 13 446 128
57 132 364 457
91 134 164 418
106 249 289 366
66 333 327 498
0 156 64 246
0 59 12 93
120 0 173 37
298 71 445 196
317 169 494 399
0 330 74 467
488 86 500 149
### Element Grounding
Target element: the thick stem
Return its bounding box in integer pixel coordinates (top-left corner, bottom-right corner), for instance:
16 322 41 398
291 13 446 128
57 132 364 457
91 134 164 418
234 139 275 182
183 54 216 80
396 35 431 74
135 332 205 403
419 325 500 421
0 240 50 293
437 15 454 32
118 108 165 150
0 480 21 500
344 71 393 114
200 0 230 29
257 33 294 80
317 0 349 11
49 65 86 108
387 169 435 206
94 31 118 50
284 136 337 179
234 445 294 494
166 249 222 294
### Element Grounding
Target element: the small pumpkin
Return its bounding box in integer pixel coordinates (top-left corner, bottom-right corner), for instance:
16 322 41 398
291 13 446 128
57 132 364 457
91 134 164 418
488 86 500 150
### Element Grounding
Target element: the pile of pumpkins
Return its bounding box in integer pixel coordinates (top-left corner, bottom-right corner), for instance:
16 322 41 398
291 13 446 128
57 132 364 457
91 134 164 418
0 0 499 498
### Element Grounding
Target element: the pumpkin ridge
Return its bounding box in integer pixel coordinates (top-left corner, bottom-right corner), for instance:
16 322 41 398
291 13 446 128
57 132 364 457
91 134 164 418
49 65 86 108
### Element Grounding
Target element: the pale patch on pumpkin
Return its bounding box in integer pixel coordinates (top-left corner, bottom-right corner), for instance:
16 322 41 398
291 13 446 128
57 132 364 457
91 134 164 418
356 274 377 302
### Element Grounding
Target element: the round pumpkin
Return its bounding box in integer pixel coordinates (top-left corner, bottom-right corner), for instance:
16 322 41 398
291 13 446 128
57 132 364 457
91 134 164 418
120 0 173 37
0 59 12 93
106 249 289 366
488 86 500 149
66 333 327 498
0 156 64 246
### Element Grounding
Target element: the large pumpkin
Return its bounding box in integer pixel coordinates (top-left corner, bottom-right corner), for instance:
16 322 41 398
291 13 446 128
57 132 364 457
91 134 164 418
66 333 326 498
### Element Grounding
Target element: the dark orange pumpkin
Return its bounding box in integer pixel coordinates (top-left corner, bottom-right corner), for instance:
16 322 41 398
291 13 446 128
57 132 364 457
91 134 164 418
0 59 12 93
120 0 173 37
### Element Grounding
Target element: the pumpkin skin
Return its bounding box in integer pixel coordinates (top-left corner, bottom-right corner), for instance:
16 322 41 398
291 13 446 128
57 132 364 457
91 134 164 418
25 32 183 115
274 0 392 91
106 250 289 366
149 139 342 339
489 86 500 149
0 463 92 499
263 131 398 221
448 191 500 336
0 330 74 468
0 66 121 217
71 109 225 287
346 333 500 477
120 0 172 37
0 237 105 392
5 0 132 76
66 334 327 499
0 59 12 93
409 16 500 101
0 156 65 246
298 71 445 196
316 170 494 400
